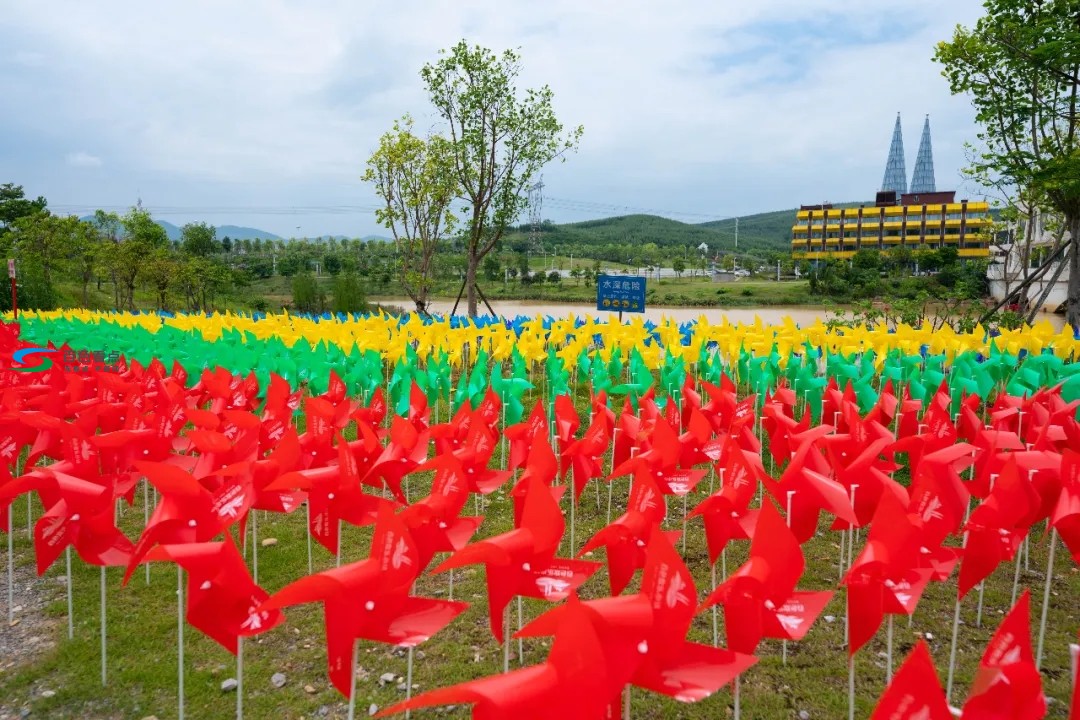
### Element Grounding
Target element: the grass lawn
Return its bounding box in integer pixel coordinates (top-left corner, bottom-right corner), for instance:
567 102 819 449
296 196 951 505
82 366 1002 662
2 394 1077 719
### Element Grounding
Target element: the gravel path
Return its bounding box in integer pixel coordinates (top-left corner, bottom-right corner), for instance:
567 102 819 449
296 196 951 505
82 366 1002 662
0 552 62 720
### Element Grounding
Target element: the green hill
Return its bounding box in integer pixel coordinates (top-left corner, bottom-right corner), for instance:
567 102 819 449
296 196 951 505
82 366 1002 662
500 206 835 264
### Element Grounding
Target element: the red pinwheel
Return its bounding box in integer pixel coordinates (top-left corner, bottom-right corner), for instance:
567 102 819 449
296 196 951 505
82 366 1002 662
123 461 254 583
890 390 958 478
524 530 757 704
763 399 811 467
960 591 1046 720
842 490 933 655
819 403 902 529
415 420 508 498
958 457 1040 600
676 406 715 468
870 640 951 720
364 415 432 503
613 398 642 470
553 394 580 463
762 425 856 543
579 471 678 594
1053 449 1080 563
261 506 467 697
507 433 563 528
298 396 353 469
431 474 600 642
502 402 548 472
265 432 394 555
91 394 190 476
399 460 484 571
561 410 612 502
699 501 833 655
186 410 262 481
0 468 133 574
611 416 706 498
699 378 759 452
379 593 621 720
260 372 302 425
143 534 282 653
688 435 766 565
352 386 388 430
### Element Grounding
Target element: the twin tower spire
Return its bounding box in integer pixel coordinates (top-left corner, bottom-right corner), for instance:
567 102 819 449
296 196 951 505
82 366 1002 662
880 113 936 195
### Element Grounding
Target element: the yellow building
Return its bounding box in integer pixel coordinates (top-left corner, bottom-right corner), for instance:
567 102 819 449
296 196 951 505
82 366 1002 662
792 189 992 262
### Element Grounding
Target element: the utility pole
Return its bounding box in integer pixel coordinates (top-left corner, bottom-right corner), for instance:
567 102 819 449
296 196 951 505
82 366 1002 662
735 217 739 250
776 260 780 282
528 179 544 255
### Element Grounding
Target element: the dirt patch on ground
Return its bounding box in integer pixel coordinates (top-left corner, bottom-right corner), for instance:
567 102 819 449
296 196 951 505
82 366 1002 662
0 553 63 720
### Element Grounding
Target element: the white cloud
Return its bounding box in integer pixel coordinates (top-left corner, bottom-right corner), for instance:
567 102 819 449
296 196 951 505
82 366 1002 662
0 0 989 236
65 151 102 168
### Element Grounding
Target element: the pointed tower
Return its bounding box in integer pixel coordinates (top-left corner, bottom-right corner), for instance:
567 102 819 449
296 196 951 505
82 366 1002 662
880 113 907 195
909 115 936 194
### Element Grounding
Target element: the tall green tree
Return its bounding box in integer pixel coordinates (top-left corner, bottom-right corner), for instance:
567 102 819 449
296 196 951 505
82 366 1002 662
331 272 368 314
108 207 168 310
291 272 325 314
90 210 123 306
935 0 1080 325
0 183 47 238
69 218 103 307
420 41 582 316
180 221 219 256
143 249 178 310
363 114 458 315
8 212 79 285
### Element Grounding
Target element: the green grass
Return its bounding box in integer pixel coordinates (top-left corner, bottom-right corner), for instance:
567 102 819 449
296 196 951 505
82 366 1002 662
3 396 1078 719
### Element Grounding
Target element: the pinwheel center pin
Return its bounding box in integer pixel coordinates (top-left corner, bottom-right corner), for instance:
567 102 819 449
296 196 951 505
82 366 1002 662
200 581 211 590
637 640 648 654
365 601 375 611
71 514 80 522
328 493 335 500
522 562 531 571
188 520 197 527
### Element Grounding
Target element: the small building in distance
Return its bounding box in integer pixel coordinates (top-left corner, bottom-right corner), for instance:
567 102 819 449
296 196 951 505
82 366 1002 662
791 114 991 264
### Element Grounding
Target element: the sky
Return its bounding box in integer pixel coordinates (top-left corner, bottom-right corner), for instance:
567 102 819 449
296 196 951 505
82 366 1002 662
0 0 989 240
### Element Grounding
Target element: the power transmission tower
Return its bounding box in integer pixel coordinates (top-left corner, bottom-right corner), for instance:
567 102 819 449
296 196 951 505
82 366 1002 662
528 179 544 254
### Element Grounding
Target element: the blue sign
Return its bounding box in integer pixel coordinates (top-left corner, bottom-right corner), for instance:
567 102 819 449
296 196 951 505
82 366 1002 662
597 274 646 313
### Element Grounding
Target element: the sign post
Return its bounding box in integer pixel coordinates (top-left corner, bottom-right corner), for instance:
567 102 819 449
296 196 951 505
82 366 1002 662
596 274 646 322
7 260 16 321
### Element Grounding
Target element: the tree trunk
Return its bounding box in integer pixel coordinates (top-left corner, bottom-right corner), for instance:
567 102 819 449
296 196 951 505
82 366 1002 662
1067 215 1080 330
466 252 479 317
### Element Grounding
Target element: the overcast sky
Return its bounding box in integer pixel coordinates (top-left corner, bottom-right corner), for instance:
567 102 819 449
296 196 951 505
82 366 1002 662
0 0 989 239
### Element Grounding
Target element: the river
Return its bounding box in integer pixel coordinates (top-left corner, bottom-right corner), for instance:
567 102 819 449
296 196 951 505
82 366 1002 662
371 297 1070 331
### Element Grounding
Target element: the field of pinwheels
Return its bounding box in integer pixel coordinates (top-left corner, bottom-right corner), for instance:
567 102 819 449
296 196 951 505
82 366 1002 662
2 309 1080 720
